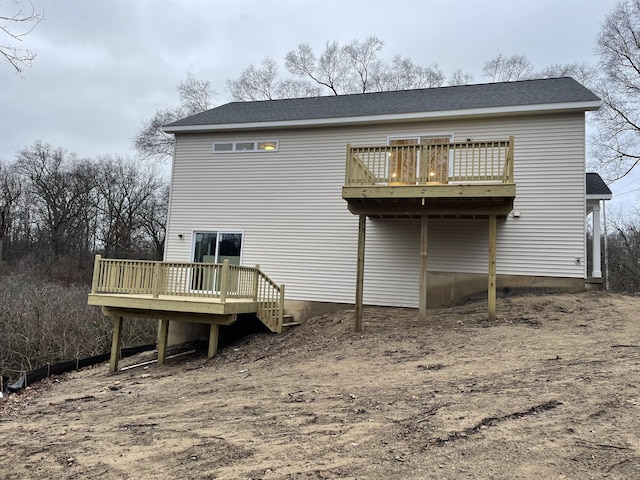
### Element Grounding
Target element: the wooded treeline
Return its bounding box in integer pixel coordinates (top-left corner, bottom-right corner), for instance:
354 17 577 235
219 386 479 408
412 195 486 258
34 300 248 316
0 140 168 283
605 214 640 293
0 141 166 382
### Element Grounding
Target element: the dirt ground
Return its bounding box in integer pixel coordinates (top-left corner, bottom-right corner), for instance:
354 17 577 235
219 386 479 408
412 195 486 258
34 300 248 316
1 291 639 480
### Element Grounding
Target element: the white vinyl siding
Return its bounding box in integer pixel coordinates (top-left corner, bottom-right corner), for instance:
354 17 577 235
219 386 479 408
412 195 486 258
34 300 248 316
165 112 586 308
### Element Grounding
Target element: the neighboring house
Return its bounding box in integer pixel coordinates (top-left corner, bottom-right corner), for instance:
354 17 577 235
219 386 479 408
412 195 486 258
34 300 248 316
161 77 604 329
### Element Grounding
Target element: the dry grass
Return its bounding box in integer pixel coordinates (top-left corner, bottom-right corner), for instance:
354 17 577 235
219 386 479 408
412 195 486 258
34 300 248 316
0 269 156 381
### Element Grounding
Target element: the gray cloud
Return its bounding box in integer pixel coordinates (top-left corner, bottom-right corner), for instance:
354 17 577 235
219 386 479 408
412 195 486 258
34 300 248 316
0 0 617 165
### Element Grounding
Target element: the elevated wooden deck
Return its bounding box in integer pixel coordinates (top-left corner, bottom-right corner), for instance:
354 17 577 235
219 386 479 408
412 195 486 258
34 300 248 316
88 256 284 372
343 138 517 330
342 138 515 217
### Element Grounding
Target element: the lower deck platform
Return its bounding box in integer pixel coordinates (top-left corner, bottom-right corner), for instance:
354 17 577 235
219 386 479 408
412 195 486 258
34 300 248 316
88 257 285 373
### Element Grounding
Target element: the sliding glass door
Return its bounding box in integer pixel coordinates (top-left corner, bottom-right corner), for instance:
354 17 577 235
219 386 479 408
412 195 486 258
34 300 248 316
192 231 243 291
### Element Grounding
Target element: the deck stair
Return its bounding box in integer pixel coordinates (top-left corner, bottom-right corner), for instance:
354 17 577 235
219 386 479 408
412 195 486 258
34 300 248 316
281 314 301 331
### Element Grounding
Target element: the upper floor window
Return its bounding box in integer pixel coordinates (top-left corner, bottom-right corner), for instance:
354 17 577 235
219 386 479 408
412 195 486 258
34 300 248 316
213 140 279 153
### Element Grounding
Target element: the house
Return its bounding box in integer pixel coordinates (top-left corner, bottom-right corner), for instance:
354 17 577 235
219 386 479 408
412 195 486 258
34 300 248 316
89 77 606 369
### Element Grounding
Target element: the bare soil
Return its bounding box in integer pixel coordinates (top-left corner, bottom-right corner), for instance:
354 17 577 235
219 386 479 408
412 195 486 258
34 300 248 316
1 291 639 479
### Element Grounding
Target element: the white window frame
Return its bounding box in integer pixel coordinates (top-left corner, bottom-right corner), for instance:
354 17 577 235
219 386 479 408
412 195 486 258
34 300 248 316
212 140 279 153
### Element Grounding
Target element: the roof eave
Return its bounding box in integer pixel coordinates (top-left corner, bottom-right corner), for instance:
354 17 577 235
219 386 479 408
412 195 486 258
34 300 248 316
162 100 602 133
586 194 613 201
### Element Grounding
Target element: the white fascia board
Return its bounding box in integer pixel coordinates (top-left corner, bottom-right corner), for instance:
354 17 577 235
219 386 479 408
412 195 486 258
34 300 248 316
586 193 613 201
162 100 602 133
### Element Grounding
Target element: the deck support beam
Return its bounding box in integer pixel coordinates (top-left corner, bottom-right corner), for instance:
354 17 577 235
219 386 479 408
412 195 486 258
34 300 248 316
355 215 366 332
157 319 170 365
109 316 123 373
488 214 497 321
419 215 428 319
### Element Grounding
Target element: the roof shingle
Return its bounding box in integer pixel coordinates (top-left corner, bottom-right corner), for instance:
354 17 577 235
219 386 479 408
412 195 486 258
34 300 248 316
165 77 600 129
586 173 612 197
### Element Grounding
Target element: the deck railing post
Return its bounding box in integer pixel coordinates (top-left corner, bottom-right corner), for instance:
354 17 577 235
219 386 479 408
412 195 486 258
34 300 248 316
253 264 260 301
220 259 230 303
152 261 161 298
505 135 515 183
345 143 352 185
91 254 102 294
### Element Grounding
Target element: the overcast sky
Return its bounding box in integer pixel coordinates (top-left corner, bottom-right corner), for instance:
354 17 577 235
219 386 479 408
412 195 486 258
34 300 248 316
2 0 636 213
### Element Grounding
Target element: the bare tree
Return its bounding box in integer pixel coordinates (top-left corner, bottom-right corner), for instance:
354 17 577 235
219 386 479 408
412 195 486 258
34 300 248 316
605 212 640 291
370 55 445 91
228 36 447 100
594 0 640 180
1 0 43 76
227 57 319 101
228 57 281 101
342 36 385 92
95 156 167 259
14 141 97 259
449 69 474 86
140 183 169 260
482 54 534 82
537 62 599 87
285 40 352 95
177 73 214 114
0 160 22 263
134 73 215 161
285 37 447 95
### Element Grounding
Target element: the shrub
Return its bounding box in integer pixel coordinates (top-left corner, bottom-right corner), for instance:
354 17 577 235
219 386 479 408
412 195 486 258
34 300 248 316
0 269 157 382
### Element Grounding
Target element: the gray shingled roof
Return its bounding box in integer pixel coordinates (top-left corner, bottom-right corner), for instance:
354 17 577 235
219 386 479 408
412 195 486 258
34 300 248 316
586 173 613 197
165 77 600 129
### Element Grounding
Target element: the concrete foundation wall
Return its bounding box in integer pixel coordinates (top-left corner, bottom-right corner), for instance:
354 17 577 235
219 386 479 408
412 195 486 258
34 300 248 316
167 321 210 347
285 272 585 321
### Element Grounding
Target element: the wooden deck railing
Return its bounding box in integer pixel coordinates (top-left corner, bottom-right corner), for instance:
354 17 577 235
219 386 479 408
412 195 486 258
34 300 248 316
90 255 285 332
345 136 514 186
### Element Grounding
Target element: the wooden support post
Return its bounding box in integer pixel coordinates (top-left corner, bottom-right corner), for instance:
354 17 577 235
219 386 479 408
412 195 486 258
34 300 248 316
157 319 169 365
219 259 230 303
355 215 366 332
419 215 428 320
208 324 219 358
488 214 497 321
109 316 123 374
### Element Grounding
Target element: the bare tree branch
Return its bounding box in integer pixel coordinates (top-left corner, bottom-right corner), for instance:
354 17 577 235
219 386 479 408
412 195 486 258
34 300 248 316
482 54 534 82
134 73 215 161
230 36 447 99
1 0 44 77
449 69 474 86
593 0 640 180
